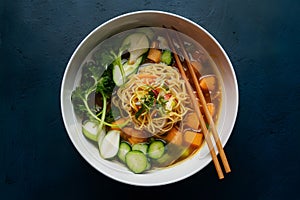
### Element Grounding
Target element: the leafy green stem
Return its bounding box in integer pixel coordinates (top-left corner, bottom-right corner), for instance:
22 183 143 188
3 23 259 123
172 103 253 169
98 91 107 134
112 50 125 84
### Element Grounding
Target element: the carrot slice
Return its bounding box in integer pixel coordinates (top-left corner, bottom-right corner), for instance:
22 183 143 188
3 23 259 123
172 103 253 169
165 127 183 146
110 118 128 131
184 131 203 147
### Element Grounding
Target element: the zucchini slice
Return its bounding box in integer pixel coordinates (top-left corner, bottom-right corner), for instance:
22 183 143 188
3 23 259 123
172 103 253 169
118 142 131 163
112 64 124 86
123 56 143 76
148 140 165 159
113 56 143 86
125 150 148 174
132 143 149 155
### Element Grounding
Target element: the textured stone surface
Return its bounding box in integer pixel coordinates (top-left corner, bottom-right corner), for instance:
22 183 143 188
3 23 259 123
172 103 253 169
0 0 299 199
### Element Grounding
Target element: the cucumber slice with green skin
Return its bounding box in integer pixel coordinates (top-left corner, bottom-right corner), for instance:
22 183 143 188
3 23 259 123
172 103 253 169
161 50 172 65
113 56 143 86
148 140 165 159
122 33 149 64
123 56 143 76
154 143 181 166
82 121 99 141
132 143 149 155
125 150 148 174
113 64 124 86
145 160 151 170
118 142 131 163
99 130 120 159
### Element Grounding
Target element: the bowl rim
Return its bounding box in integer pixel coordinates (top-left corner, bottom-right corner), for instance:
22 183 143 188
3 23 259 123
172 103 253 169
60 10 239 186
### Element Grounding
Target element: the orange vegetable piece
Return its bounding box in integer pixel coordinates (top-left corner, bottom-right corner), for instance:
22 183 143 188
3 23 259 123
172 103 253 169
147 41 161 63
147 48 162 63
184 131 203 147
206 103 215 116
110 118 127 131
165 127 183 146
199 76 216 92
128 136 147 145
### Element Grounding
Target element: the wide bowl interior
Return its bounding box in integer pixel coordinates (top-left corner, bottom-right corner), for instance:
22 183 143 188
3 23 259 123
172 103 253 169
61 10 238 186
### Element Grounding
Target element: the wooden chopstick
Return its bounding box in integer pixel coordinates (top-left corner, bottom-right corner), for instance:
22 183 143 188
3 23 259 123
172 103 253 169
164 28 225 179
171 27 231 174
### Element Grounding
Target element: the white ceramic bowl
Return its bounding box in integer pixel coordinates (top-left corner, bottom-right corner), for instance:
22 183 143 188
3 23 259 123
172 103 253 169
61 10 238 186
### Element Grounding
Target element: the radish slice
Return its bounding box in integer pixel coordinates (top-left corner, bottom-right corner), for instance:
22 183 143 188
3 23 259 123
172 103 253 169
82 121 99 141
99 130 120 159
97 128 106 146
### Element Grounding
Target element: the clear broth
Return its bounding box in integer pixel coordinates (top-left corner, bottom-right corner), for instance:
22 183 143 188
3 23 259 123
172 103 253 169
76 27 223 171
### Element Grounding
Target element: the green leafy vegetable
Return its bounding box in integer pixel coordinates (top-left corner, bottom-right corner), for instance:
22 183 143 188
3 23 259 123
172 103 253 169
71 56 117 136
72 32 149 140
135 104 146 119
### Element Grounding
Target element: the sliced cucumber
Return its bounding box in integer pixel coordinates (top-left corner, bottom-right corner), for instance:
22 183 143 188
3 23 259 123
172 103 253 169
113 56 143 86
113 64 124 86
122 33 149 64
145 160 151 170
82 121 99 142
148 140 165 159
117 142 131 163
161 50 172 65
123 56 143 76
154 152 172 166
132 143 148 155
99 130 120 159
154 143 184 166
125 150 148 174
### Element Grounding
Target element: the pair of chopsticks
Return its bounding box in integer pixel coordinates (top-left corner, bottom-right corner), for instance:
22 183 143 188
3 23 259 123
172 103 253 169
164 26 231 179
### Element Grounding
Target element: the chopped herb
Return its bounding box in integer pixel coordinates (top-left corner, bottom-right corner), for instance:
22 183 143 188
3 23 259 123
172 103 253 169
148 90 156 97
134 84 175 119
135 104 146 119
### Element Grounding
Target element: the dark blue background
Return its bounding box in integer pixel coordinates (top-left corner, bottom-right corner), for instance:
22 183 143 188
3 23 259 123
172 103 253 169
1 0 299 199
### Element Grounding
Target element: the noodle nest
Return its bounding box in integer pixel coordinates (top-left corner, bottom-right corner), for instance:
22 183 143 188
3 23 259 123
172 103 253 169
112 64 189 135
